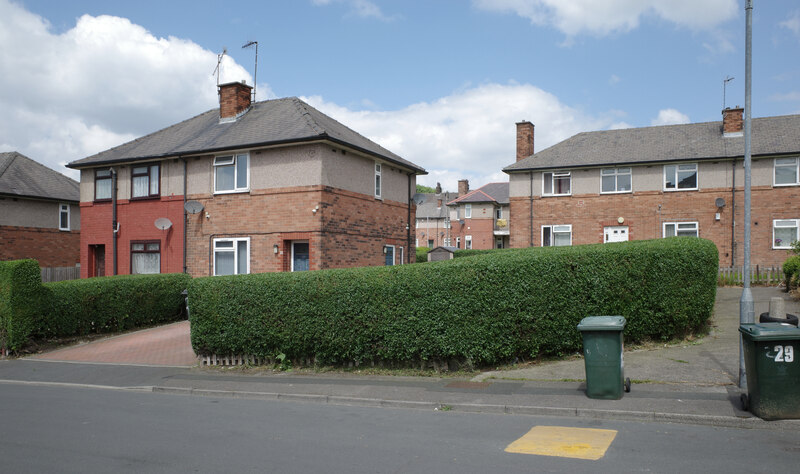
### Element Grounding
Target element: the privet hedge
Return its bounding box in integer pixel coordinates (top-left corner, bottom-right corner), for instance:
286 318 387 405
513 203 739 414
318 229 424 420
0 260 45 353
415 247 430 263
190 238 718 367
42 273 191 338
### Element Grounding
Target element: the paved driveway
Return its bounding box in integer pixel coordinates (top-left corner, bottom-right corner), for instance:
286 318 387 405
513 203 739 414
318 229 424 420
30 321 197 367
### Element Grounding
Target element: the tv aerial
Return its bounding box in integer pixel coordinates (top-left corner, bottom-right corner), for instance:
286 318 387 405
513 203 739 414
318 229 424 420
242 41 258 102
213 47 228 86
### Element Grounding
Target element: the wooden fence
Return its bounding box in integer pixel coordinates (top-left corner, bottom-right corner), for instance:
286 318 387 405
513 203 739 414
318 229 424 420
40 265 80 283
718 266 783 287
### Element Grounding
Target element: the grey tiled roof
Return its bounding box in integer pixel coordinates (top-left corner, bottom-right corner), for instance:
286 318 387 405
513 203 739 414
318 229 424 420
504 114 800 172
447 182 509 205
414 192 458 219
68 97 425 174
0 151 79 202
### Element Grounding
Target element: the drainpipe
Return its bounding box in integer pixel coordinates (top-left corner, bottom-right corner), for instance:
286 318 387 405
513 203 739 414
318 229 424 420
182 157 188 274
407 173 412 263
529 171 534 247
111 167 118 275
731 160 736 268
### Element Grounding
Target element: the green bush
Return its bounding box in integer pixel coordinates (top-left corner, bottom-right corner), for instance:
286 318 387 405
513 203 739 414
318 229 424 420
784 256 800 290
42 273 191 338
190 238 718 367
415 246 430 263
453 248 505 258
0 260 45 353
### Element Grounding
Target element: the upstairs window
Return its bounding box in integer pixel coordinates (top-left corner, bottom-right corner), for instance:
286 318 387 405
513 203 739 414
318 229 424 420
375 163 382 199
95 169 112 200
543 171 571 196
601 167 632 193
59 204 70 231
663 222 698 238
214 153 249 193
775 157 799 186
542 225 571 247
664 163 697 191
773 219 799 249
132 163 160 199
465 204 472 218
495 207 503 219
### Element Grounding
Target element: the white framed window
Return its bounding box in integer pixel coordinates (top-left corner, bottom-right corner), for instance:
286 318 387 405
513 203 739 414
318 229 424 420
131 163 160 199
542 225 572 247
213 237 250 276
398 246 404 265
465 235 472 249
663 222 699 238
774 157 799 186
59 204 70 231
444 238 451 246
456 237 461 249
773 219 799 249
374 162 382 199
495 207 503 219
543 171 571 196
465 204 472 218
95 169 112 200
664 163 697 191
601 167 632 193
214 153 249 193
131 241 161 274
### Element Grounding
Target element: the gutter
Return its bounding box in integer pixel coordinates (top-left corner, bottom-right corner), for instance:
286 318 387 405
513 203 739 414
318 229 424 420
111 167 118 275
182 157 188 274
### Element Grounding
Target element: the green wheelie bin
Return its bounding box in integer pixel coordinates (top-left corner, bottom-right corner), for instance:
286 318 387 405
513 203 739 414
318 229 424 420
739 322 800 420
577 316 631 400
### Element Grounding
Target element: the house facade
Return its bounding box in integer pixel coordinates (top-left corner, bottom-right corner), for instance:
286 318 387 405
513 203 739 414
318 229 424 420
0 152 80 267
503 110 800 268
413 184 457 248
447 180 510 250
69 82 425 278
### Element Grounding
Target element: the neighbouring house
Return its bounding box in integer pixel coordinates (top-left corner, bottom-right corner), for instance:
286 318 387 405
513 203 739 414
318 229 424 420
0 151 80 268
413 183 457 248
68 81 425 278
503 109 800 268
446 180 510 250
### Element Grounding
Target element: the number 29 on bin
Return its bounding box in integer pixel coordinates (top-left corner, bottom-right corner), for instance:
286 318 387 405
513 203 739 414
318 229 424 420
773 345 794 363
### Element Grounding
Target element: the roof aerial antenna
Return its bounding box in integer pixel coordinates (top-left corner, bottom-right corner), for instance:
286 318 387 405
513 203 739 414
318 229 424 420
213 47 227 86
723 76 734 110
242 41 258 102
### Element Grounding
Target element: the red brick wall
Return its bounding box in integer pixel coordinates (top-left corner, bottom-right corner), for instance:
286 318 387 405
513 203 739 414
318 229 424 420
449 217 495 250
509 185 800 268
0 226 80 267
79 196 185 278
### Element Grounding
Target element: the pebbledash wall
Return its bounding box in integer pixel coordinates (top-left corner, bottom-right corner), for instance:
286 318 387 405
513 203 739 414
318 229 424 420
508 156 800 268
0 198 80 267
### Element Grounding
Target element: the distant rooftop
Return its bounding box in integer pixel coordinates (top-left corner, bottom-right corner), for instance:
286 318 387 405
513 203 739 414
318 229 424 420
0 151 79 202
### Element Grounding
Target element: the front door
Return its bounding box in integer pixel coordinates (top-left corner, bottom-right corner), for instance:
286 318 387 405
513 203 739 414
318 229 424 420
604 226 629 243
291 241 309 271
90 245 105 277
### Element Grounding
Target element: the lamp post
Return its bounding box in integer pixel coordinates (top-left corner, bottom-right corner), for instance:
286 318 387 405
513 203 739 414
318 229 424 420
739 0 754 390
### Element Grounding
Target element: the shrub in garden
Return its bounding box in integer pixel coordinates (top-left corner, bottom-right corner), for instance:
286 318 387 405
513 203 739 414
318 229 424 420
784 255 800 291
190 237 718 367
415 246 430 263
0 259 45 353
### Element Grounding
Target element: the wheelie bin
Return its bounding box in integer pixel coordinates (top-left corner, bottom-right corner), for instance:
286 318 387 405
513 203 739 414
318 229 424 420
739 317 800 420
577 316 631 400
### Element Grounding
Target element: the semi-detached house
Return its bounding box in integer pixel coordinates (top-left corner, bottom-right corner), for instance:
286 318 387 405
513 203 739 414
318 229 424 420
504 108 800 268
68 82 425 278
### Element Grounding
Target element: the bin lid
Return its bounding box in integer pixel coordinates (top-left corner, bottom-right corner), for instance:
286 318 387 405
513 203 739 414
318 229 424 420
578 316 626 331
739 323 800 341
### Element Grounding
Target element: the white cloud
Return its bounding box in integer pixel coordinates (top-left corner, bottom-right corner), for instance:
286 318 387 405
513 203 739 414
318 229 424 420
651 108 690 126
0 0 264 179
769 91 800 102
473 0 737 37
311 0 397 21
780 10 800 37
303 83 618 191
609 74 621 85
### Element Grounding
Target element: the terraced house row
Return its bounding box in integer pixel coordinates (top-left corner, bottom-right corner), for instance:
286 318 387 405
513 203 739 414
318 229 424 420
68 81 425 278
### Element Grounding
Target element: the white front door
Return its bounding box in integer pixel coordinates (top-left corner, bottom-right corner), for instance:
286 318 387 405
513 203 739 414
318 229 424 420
604 226 629 243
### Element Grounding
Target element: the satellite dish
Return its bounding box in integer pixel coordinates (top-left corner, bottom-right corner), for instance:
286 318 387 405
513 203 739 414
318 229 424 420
715 197 726 208
184 200 204 214
412 194 425 206
154 218 173 230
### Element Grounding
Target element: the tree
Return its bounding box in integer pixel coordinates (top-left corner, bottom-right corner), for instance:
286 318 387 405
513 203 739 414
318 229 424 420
416 184 436 193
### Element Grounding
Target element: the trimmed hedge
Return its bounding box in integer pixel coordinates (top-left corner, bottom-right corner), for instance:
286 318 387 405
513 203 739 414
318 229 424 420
453 248 506 258
0 260 45 353
415 247 430 263
190 238 718 367
42 273 191 338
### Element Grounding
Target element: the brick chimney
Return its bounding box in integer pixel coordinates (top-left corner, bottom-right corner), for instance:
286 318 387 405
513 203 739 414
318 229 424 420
458 179 469 197
722 107 743 136
218 81 253 120
516 121 534 162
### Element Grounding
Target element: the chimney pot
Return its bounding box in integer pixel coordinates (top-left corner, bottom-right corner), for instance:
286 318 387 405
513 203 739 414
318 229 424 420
218 81 253 120
516 121 535 162
458 179 469 197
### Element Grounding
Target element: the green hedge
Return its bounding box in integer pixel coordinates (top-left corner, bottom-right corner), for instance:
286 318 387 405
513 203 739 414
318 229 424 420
454 248 505 258
415 247 430 263
784 256 800 290
190 238 718 367
41 273 191 339
0 260 45 353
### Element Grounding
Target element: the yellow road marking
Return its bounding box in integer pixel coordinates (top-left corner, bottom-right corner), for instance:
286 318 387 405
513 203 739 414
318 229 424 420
504 425 617 460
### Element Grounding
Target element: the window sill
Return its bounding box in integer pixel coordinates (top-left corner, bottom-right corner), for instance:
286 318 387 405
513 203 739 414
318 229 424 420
213 189 250 195
600 190 633 195
663 188 698 192
773 183 800 187
541 193 572 197
93 199 112 204
130 196 161 201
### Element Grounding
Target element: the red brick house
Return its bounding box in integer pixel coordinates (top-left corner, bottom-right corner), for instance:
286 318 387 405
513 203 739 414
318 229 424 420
503 109 800 268
0 151 80 268
68 82 425 278
413 183 458 248
446 180 510 250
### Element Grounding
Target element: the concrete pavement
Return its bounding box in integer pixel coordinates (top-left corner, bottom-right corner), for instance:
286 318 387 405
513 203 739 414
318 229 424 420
2 286 798 430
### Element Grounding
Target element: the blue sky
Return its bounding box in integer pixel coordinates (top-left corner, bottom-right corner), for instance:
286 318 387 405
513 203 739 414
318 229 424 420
1 0 798 190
